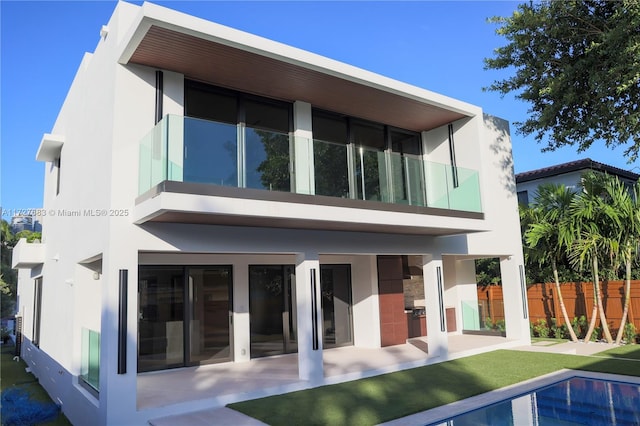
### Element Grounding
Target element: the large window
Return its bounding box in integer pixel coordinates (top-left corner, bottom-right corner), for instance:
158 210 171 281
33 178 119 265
138 265 233 372
311 109 423 203
32 277 43 347
184 81 292 192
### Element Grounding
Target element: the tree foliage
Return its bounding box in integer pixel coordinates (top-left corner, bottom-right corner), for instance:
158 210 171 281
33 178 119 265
485 0 640 161
522 173 640 342
475 257 502 287
1 220 17 318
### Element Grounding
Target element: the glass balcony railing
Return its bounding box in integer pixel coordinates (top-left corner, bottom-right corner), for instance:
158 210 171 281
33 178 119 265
81 328 100 392
139 115 482 213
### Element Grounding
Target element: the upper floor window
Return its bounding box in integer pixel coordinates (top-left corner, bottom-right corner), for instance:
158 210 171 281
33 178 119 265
53 157 61 195
311 109 421 155
517 190 529 207
33 277 43 347
183 80 292 192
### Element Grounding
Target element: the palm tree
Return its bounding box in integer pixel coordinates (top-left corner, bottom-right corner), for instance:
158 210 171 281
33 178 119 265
568 172 619 344
524 184 579 342
604 178 640 344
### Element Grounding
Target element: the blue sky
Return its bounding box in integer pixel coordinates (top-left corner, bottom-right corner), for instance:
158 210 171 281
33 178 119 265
2 1 638 217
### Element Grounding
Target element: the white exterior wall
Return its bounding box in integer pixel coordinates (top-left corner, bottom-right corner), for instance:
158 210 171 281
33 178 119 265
517 171 584 205
14 2 530 425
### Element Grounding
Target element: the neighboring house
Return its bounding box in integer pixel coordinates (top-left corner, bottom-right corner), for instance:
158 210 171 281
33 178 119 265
12 2 529 425
515 158 640 206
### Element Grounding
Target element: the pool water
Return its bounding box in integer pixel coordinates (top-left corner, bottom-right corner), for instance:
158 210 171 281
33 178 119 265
430 377 640 425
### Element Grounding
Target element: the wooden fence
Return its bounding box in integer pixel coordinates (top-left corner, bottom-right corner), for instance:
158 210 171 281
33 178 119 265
477 281 640 335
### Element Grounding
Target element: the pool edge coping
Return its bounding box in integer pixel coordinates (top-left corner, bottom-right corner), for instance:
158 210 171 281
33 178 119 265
378 370 640 426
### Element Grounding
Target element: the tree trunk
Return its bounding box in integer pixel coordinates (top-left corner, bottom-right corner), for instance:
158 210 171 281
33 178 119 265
593 257 613 343
584 260 600 343
552 259 578 342
615 258 632 344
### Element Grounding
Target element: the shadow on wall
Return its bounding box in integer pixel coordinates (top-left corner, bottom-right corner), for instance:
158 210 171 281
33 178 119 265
483 113 516 196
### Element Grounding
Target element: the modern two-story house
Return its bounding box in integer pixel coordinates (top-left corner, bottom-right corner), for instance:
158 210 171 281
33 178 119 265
12 2 530 424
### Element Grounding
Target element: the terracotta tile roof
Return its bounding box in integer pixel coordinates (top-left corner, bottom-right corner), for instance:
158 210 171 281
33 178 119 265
515 158 639 183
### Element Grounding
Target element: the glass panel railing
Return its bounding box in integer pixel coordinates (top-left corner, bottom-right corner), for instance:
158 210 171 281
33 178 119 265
425 162 482 212
313 139 350 198
81 328 100 392
448 165 482 213
245 128 292 192
425 161 451 209
461 300 481 331
138 119 167 195
138 116 482 213
389 152 426 206
355 146 386 202
183 117 237 187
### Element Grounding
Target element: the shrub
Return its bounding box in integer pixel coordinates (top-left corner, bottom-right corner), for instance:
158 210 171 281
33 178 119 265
495 319 506 332
571 316 588 339
533 319 549 338
484 317 494 330
550 318 560 338
623 323 637 344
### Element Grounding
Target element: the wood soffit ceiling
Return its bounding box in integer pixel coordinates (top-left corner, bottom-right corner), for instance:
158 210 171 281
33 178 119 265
128 26 467 131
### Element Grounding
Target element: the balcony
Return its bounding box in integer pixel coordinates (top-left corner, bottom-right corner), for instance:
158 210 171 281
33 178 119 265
11 238 45 269
135 115 485 235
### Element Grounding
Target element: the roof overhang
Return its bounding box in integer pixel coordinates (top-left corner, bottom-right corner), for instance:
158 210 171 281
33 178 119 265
36 133 64 162
118 2 478 132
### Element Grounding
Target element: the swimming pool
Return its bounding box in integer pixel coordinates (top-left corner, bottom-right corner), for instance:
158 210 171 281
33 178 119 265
428 376 640 425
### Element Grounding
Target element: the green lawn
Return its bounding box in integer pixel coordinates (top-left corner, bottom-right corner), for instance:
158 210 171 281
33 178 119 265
597 344 640 360
228 348 640 426
1 343 72 426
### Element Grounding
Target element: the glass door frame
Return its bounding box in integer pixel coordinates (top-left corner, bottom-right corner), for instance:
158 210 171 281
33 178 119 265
320 264 354 349
185 265 234 366
137 264 233 373
248 264 297 359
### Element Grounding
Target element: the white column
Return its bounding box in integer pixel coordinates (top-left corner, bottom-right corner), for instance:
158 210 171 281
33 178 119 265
500 256 531 343
295 252 324 383
293 101 314 195
351 255 381 348
422 254 449 359
100 246 138 426
233 259 251 362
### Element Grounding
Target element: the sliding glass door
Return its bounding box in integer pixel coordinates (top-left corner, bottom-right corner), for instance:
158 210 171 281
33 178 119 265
138 265 232 372
249 265 297 358
321 265 353 348
188 268 233 364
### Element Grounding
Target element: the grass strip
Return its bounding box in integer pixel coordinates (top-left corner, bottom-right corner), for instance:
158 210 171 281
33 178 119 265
595 344 640 361
1 344 72 426
228 349 640 426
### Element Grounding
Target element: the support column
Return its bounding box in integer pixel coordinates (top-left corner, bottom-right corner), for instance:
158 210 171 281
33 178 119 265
293 101 314 195
423 254 449 359
295 252 323 384
233 260 251 362
500 256 531 343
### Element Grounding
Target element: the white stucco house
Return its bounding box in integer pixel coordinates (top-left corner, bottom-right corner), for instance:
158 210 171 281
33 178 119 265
12 2 530 425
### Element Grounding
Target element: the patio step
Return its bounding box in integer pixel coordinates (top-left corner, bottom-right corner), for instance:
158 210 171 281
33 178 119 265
149 407 266 426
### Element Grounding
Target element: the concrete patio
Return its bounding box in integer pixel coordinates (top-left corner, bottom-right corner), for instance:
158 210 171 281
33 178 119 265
143 334 521 424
